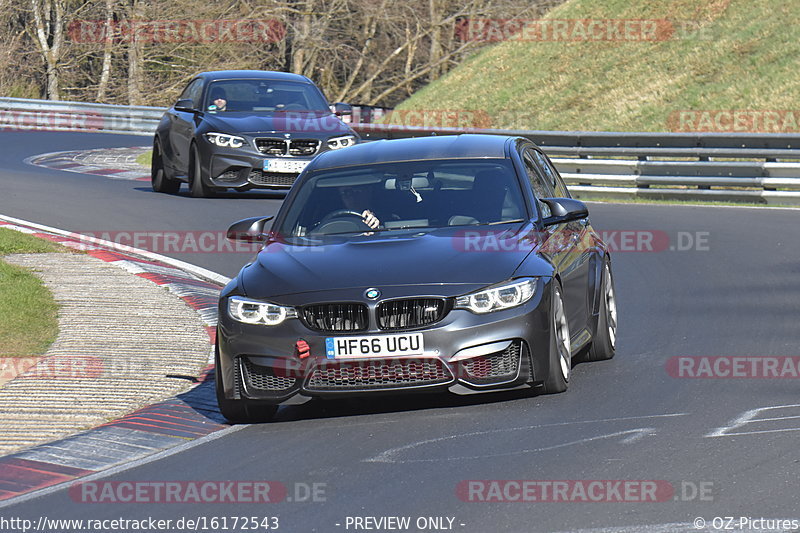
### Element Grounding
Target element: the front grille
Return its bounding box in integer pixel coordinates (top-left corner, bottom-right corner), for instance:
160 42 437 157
241 358 296 391
255 138 286 155
377 298 447 330
301 303 368 333
248 170 298 186
305 358 452 391
255 138 321 157
459 341 521 385
289 139 320 156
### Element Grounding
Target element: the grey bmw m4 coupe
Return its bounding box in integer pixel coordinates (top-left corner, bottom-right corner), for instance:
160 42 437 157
216 134 617 422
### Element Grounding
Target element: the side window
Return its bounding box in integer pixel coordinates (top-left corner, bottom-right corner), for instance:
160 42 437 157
522 149 554 218
554 173 570 198
533 150 570 198
178 79 203 108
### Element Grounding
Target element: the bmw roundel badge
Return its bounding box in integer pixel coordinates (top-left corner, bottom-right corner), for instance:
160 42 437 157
365 288 381 300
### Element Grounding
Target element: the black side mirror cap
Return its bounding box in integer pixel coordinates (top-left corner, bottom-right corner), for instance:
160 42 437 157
226 216 274 242
540 198 588 227
332 102 352 117
174 99 197 112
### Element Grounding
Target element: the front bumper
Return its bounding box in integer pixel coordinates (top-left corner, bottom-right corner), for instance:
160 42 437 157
198 132 356 190
207 152 312 190
217 279 556 404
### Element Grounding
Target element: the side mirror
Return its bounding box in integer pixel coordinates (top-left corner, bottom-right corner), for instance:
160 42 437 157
174 99 197 112
226 216 274 242
540 198 588 227
332 102 352 117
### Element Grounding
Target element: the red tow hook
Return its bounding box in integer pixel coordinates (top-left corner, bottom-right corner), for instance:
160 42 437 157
295 339 311 359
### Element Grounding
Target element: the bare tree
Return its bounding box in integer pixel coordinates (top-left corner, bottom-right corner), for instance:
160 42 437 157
0 0 565 106
95 0 114 100
30 0 65 99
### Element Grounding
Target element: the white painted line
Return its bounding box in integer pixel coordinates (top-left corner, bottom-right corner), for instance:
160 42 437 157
366 428 657 464
365 413 687 464
706 404 800 437
0 423 248 509
0 213 231 286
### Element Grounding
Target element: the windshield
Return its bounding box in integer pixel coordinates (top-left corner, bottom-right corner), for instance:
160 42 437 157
205 79 330 113
276 159 528 238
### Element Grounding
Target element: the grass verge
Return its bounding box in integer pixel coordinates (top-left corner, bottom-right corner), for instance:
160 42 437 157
136 150 152 168
394 0 800 132
0 228 61 358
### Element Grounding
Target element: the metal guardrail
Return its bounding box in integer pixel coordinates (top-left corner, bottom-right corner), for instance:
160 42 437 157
353 124 800 205
355 124 800 160
2 97 800 205
0 97 162 135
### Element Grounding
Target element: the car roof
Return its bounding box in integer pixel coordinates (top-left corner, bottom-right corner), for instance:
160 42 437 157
312 134 512 170
195 70 313 84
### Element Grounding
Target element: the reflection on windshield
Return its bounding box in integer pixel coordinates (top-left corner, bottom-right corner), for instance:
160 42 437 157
205 79 329 113
277 159 529 238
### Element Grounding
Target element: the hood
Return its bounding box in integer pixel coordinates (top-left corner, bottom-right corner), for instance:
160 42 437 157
202 111 353 136
240 226 554 301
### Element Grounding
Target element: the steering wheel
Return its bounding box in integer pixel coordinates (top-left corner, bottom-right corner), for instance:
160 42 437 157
312 209 371 233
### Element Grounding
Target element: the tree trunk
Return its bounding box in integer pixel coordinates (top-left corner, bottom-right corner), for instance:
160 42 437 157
126 0 143 105
96 0 115 101
30 0 64 100
428 0 442 81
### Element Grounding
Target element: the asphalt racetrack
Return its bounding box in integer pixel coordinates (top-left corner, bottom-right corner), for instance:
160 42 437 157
1 130 799 532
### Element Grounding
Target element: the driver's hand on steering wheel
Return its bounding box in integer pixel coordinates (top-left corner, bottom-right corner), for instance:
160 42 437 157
362 210 380 229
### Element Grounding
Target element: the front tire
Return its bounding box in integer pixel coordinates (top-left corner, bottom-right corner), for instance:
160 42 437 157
542 282 571 394
151 141 180 194
583 260 617 362
215 351 278 423
189 144 213 198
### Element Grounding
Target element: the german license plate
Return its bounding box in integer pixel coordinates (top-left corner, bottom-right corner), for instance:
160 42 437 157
263 158 309 173
325 333 424 359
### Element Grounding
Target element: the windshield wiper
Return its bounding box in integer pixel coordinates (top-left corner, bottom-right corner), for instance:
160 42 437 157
479 219 527 226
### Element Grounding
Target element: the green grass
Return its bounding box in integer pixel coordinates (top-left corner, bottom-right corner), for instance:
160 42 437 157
136 150 152 168
0 228 61 358
394 0 800 132
0 228 62 254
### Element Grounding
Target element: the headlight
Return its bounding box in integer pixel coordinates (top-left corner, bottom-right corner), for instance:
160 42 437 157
206 132 246 148
327 135 356 150
454 278 537 314
228 296 297 326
